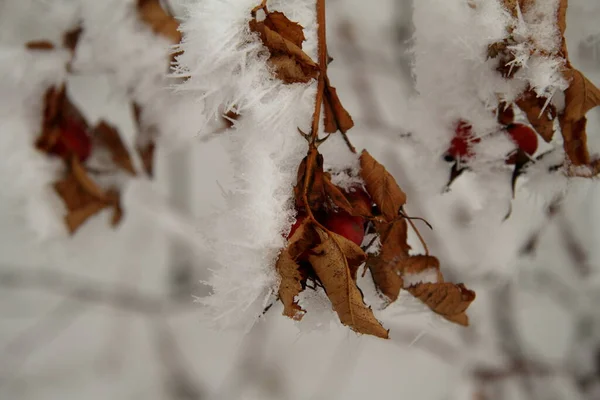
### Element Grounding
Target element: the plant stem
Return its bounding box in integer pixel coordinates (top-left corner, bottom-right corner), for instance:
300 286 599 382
309 0 327 142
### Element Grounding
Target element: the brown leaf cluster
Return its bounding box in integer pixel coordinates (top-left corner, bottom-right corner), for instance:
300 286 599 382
496 0 600 173
359 153 475 325
35 85 136 234
249 10 318 84
276 145 475 338
137 0 181 43
248 7 354 134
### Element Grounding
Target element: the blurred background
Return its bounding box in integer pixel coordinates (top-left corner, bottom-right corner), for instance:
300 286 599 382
1 0 600 399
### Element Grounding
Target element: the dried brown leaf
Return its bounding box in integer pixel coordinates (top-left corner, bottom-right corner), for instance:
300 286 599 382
401 255 444 284
559 69 600 166
367 220 410 302
323 77 354 134
263 11 305 48
407 282 475 326
276 219 318 319
93 120 136 175
269 54 317 84
54 173 98 212
359 150 407 222
515 90 556 142
71 156 109 201
137 0 181 43
563 69 600 120
294 147 327 211
65 201 109 234
322 174 354 215
308 227 387 338
249 19 318 84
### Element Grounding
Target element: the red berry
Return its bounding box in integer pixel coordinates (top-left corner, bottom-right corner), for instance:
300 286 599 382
324 212 365 246
51 118 92 161
286 213 307 239
506 123 538 156
445 120 480 160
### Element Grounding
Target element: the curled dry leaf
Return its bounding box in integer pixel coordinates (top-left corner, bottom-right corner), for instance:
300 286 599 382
276 218 318 319
263 11 305 48
294 146 327 211
93 120 136 175
515 90 556 143
559 69 600 166
359 150 407 222
308 227 387 338
366 219 410 302
323 77 354 134
137 0 181 43
322 174 354 214
249 12 318 84
401 255 444 285
407 282 475 326
71 156 109 201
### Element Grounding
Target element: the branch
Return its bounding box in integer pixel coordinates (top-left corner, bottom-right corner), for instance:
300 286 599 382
0 267 195 315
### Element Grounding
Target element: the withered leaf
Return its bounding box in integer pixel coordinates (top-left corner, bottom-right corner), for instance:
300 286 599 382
359 150 407 222
71 156 109 201
559 117 590 165
263 11 305 48
347 188 373 218
559 69 600 166
294 146 327 211
64 201 109 234
54 172 100 212
515 89 556 142
308 227 387 338
137 0 181 43
276 218 318 319
407 282 475 326
93 120 136 175
322 174 354 215
367 219 410 302
63 25 83 52
323 77 354 134
401 255 444 284
563 69 600 120
54 165 116 234
249 18 318 84
26 40 55 50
